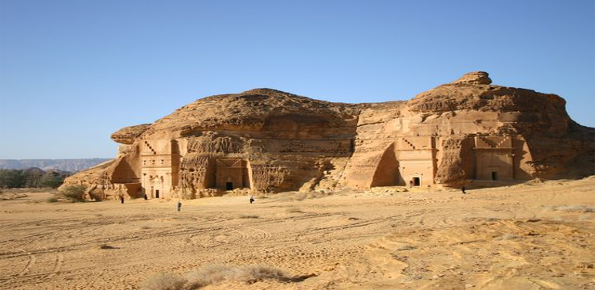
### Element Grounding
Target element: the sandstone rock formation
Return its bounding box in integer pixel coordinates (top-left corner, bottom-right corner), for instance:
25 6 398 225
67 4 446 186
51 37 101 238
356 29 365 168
61 72 595 200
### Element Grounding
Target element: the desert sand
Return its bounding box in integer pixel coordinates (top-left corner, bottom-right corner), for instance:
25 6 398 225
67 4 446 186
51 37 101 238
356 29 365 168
1 178 594 290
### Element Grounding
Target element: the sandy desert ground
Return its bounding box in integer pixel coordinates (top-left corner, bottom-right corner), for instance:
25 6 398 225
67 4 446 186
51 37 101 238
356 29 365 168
1 178 594 290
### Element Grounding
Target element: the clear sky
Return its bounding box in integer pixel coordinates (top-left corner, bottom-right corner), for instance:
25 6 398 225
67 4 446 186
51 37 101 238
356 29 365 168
0 0 593 159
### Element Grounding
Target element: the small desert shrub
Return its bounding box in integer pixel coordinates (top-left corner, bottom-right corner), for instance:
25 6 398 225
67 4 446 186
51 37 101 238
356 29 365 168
553 205 595 213
286 207 303 214
141 273 187 290
59 185 87 202
140 265 292 290
46 197 58 203
395 245 416 251
184 264 289 288
238 214 259 219
287 191 331 202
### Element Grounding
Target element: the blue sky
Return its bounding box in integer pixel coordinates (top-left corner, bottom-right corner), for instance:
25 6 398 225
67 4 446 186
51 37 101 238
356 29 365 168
0 0 593 159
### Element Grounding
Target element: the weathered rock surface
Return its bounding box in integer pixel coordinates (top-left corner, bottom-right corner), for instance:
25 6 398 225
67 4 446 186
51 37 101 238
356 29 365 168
110 124 151 145
451 71 492 85
61 72 595 200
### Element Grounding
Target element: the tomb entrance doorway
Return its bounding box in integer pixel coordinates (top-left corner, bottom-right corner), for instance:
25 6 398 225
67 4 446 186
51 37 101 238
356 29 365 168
413 177 421 186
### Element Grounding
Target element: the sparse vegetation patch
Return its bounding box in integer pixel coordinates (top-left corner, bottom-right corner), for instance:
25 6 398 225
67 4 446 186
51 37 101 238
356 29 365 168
59 185 87 202
238 214 259 219
141 264 298 290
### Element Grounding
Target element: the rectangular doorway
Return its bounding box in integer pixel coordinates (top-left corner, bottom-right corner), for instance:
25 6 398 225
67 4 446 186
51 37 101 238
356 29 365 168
413 177 420 186
491 172 498 181
226 182 233 190
156 190 160 199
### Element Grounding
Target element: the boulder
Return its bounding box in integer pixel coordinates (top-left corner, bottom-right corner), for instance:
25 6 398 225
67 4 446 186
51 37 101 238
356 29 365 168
451 71 492 85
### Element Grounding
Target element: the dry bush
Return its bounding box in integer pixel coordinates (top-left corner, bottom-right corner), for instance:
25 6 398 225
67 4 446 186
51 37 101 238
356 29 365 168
287 191 331 202
184 264 290 288
141 273 187 290
141 265 302 289
238 214 259 219
46 197 58 203
552 205 595 213
59 185 87 202
286 207 303 214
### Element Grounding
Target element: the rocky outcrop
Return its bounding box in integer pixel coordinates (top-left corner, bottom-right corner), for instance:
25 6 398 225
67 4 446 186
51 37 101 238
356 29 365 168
451 71 492 85
110 124 150 145
61 72 595 200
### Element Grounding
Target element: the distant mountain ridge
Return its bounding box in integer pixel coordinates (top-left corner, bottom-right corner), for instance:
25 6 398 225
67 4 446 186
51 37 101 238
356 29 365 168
0 159 111 172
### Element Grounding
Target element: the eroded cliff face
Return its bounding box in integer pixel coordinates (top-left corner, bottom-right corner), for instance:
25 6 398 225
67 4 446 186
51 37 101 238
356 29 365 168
61 72 595 200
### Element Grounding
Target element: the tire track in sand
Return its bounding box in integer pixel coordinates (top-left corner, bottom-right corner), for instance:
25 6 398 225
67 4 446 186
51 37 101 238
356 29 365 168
17 249 36 277
245 226 272 239
45 253 63 278
0 250 36 287
229 227 249 240
1 252 62 287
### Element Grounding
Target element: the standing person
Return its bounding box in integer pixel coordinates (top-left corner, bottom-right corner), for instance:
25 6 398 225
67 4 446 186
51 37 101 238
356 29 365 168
409 180 413 188
177 201 182 212
143 194 148 200
120 195 125 204
249 196 255 204
461 186 466 195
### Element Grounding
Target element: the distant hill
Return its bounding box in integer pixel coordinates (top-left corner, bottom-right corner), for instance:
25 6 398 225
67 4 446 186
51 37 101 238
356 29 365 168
0 159 111 172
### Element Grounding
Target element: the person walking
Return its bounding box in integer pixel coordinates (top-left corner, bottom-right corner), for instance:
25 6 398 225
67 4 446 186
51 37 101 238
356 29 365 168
461 186 466 195
177 201 182 212
249 196 255 204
